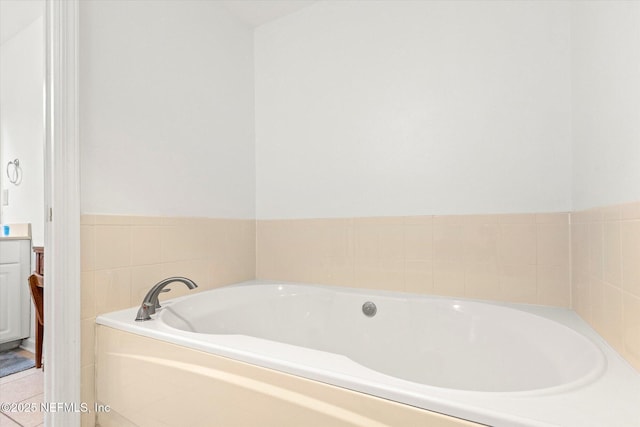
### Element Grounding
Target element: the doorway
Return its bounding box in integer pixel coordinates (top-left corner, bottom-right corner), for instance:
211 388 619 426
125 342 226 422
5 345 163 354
0 1 46 425
1 1 81 426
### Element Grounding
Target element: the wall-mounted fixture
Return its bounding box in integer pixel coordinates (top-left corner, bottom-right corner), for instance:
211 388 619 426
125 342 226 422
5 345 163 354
6 159 22 185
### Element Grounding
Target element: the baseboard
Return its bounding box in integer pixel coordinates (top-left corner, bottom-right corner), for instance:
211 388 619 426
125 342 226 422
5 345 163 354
20 337 36 354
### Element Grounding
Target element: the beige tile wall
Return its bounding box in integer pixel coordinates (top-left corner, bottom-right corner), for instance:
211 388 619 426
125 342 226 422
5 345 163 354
80 215 255 427
81 207 640 423
571 202 640 372
257 213 570 307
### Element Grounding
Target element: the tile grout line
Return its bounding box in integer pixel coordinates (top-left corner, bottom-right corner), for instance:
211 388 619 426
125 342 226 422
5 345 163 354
2 408 26 426
2 390 45 426
3 412 24 427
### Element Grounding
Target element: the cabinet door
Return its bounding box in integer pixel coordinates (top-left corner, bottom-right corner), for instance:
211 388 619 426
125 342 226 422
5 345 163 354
0 263 23 344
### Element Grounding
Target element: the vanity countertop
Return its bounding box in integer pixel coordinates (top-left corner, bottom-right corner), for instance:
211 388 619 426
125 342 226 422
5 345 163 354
0 223 32 240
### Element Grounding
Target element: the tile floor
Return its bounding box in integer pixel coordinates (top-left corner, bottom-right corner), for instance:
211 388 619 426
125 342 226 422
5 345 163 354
0 365 44 427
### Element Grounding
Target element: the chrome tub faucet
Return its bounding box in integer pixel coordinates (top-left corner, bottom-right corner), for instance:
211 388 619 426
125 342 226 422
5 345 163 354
135 276 198 321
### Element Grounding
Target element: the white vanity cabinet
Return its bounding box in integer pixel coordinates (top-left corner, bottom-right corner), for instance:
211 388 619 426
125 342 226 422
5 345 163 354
0 239 31 346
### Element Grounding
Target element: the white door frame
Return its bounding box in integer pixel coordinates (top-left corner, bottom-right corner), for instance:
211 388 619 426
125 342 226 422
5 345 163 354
44 0 81 425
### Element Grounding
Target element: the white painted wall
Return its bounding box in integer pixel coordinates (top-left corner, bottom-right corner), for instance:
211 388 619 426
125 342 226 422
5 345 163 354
255 1 572 219
79 0 637 219
571 1 640 211
0 16 45 246
80 0 255 218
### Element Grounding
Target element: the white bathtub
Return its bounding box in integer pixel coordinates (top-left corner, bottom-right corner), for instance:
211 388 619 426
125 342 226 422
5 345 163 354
96 280 640 427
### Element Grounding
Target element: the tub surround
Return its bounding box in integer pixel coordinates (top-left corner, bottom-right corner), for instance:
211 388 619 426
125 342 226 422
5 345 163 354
571 201 640 372
82 206 640 425
80 214 256 427
257 212 570 307
96 282 640 427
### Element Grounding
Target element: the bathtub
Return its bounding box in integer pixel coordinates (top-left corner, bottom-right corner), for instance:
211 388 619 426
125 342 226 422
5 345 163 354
96 281 640 427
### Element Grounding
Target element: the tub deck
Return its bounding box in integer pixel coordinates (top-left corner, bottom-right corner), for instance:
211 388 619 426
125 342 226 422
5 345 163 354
96 280 640 427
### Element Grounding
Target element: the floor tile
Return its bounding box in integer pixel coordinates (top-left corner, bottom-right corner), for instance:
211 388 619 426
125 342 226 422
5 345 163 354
0 367 41 386
0 414 19 426
3 393 44 427
0 364 44 427
0 369 44 403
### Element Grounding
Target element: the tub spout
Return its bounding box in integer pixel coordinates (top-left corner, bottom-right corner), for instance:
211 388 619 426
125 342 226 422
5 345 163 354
135 277 198 321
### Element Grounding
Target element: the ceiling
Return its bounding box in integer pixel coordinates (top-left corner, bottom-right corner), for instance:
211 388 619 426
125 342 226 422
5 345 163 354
0 0 44 45
220 0 317 28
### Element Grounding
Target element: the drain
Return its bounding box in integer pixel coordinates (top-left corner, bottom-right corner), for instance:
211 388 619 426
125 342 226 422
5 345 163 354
362 301 377 317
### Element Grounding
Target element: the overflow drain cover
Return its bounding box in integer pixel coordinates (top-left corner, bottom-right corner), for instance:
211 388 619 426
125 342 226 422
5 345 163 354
362 301 377 317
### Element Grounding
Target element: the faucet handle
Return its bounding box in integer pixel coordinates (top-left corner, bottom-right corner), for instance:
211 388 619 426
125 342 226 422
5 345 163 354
135 302 154 321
